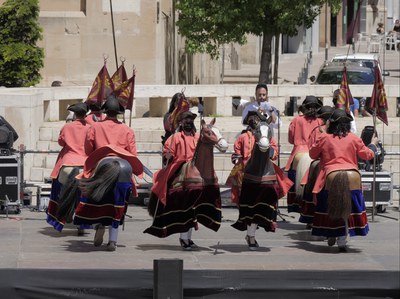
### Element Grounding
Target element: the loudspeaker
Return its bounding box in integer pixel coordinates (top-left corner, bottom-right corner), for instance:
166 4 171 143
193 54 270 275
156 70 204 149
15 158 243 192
0 116 18 150
359 126 385 171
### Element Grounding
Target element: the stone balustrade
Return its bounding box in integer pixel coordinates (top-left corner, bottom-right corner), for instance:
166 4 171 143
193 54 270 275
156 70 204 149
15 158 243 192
0 84 398 162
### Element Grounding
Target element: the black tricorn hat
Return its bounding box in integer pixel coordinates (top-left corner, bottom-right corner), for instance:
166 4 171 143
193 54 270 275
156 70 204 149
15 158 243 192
316 106 334 120
101 95 125 114
243 110 267 125
88 102 102 111
302 95 323 108
329 108 353 123
178 111 197 121
68 102 88 114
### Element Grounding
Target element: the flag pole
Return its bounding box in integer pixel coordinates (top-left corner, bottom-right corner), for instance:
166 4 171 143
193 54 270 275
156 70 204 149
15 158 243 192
382 0 386 147
371 108 377 222
109 0 119 70
129 106 132 127
129 104 133 127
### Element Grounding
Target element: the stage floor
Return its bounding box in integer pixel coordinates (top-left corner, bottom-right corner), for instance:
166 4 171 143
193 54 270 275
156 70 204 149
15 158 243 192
0 206 399 298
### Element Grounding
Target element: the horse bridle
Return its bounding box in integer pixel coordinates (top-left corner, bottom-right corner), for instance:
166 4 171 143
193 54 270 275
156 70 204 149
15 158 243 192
253 121 271 152
193 123 225 164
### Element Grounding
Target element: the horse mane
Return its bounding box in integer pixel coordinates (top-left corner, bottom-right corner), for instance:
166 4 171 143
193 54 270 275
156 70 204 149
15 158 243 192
327 171 352 220
79 161 121 202
192 134 201 165
57 167 81 222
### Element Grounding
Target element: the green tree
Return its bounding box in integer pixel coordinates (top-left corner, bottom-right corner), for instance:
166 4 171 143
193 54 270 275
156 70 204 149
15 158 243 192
0 0 44 87
176 0 341 83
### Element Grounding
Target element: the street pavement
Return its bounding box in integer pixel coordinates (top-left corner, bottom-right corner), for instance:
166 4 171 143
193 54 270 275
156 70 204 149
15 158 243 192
0 206 398 271
0 205 399 298
0 205 398 271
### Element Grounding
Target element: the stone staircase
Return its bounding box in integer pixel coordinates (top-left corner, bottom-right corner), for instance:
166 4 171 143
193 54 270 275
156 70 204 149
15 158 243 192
223 46 400 86
223 53 309 85
29 118 297 184
28 116 399 204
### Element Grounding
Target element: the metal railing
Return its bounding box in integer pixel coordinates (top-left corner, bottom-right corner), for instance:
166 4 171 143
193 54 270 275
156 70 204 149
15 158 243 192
2 145 398 213
15 147 400 185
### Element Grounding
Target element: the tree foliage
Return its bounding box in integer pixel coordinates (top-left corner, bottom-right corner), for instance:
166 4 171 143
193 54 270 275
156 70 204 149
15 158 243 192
176 0 342 83
0 0 44 87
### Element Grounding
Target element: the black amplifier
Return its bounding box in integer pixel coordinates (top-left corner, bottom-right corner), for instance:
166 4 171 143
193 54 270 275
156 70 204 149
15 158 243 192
0 155 21 203
361 171 392 211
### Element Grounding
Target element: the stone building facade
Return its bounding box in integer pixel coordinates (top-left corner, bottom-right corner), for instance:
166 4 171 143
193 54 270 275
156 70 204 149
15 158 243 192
0 0 221 87
1 0 398 86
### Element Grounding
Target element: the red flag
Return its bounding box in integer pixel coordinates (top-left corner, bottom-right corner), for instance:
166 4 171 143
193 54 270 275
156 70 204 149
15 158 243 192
369 66 388 125
337 66 354 112
86 64 115 105
111 63 128 90
168 94 190 132
114 75 135 110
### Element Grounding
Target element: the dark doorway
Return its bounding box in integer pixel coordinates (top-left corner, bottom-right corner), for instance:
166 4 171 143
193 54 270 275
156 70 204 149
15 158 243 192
346 0 361 44
330 12 337 46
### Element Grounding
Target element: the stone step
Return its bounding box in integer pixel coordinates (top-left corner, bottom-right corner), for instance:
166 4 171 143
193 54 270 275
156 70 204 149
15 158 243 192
223 76 260 84
35 119 400 173
37 127 400 147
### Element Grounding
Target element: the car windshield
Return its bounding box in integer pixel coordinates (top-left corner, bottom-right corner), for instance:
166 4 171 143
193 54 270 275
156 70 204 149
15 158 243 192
332 58 377 69
316 69 375 84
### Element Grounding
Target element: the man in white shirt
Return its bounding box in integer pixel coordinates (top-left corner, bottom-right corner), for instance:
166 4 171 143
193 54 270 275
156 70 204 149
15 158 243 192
241 83 281 129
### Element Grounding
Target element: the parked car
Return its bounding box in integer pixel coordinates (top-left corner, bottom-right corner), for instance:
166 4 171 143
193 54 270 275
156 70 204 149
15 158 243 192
310 62 375 85
309 61 376 117
331 53 390 77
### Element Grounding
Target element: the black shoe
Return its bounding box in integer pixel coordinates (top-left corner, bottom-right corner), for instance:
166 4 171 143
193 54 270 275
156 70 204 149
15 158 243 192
188 239 198 249
245 235 259 251
94 225 105 247
338 246 348 253
77 228 85 236
179 238 192 251
327 237 336 247
107 241 117 252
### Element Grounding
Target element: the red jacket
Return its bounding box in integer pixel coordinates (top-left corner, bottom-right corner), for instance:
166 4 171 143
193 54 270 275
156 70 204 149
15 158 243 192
308 124 326 149
285 115 322 171
84 117 140 194
85 117 137 156
309 132 374 193
50 119 90 179
162 131 198 161
152 131 199 205
298 124 326 186
85 112 104 126
233 131 278 164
